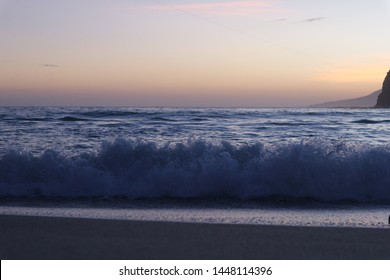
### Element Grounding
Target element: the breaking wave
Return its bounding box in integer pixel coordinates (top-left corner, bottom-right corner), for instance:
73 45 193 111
1 138 390 203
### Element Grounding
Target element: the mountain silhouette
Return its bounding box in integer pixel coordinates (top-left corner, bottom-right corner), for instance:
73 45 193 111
312 90 381 108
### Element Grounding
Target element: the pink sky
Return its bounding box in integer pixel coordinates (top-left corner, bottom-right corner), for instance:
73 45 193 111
0 0 389 106
148 1 278 16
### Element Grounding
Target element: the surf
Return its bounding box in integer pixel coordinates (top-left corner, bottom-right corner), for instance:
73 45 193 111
1 138 390 203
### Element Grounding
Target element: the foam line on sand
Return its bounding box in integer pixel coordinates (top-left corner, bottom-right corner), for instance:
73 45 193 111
1 215 390 260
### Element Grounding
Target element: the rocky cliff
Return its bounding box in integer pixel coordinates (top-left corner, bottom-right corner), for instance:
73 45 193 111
375 70 390 108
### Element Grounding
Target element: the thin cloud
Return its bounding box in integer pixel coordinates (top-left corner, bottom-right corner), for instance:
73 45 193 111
269 17 326 24
148 1 280 16
302 17 326 23
270 18 288 22
42 64 59 67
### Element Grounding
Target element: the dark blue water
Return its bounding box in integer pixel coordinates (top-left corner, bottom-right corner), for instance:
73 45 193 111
1 107 390 203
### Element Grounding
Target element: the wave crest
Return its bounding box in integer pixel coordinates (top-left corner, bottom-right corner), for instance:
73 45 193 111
1 138 390 202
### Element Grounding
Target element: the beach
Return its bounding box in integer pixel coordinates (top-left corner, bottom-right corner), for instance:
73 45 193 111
1 215 390 260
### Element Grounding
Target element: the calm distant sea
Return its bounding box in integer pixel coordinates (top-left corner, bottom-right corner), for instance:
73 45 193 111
1 107 390 204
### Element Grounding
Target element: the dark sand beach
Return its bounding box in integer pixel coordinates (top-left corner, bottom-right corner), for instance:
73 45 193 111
1 215 390 260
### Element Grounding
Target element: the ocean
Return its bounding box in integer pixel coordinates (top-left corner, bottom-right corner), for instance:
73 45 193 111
1 107 390 228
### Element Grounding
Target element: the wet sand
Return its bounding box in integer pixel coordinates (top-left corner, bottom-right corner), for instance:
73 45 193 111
1 215 390 260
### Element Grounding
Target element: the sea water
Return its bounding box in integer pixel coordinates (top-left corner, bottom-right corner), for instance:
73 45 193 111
1 107 390 227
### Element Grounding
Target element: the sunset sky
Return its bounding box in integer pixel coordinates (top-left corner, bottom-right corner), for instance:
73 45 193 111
0 0 389 106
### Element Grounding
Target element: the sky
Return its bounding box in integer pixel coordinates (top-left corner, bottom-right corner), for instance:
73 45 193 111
0 0 389 107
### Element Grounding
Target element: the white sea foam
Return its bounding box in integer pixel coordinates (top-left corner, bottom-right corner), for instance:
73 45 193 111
1 204 389 228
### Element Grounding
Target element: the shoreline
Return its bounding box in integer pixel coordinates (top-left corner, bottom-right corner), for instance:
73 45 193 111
1 215 390 260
